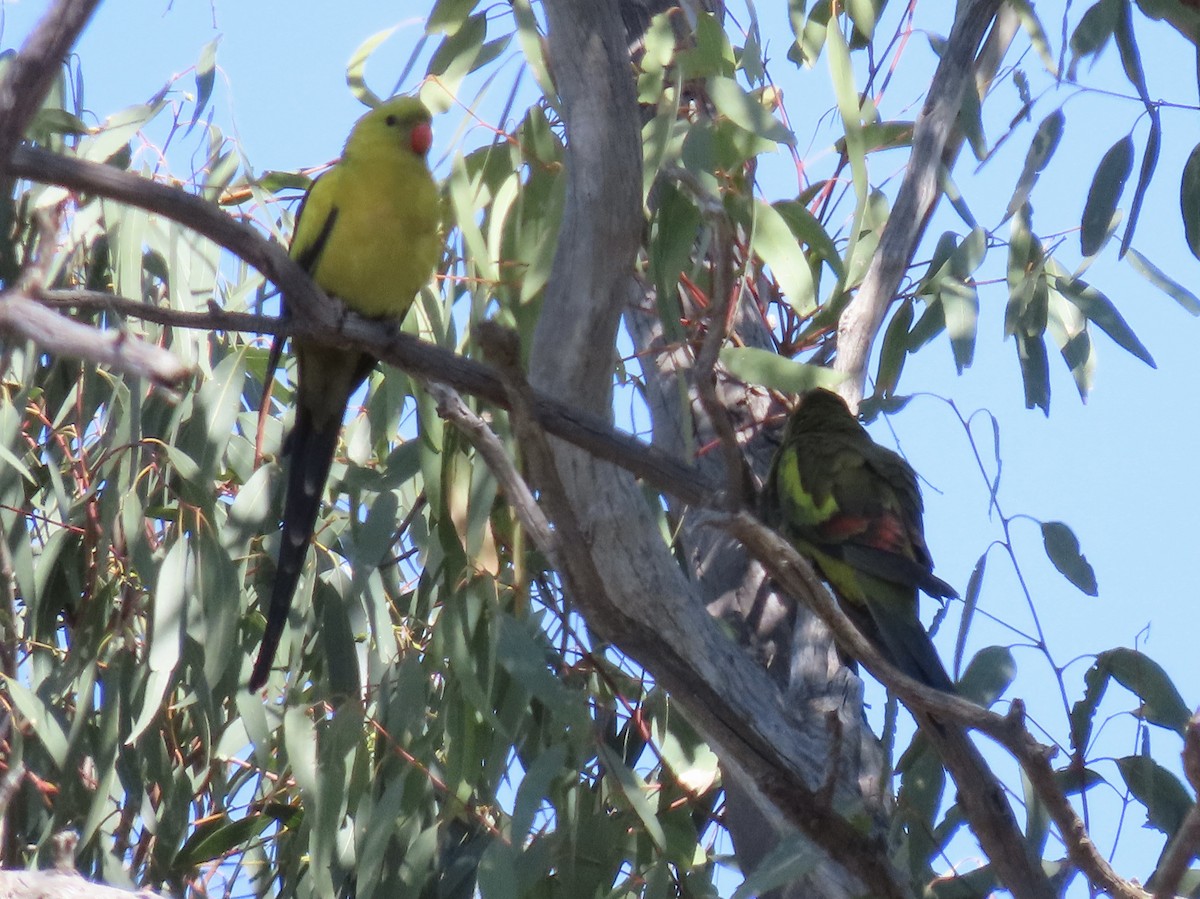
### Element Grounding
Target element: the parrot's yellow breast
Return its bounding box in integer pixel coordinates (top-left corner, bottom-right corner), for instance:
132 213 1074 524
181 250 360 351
299 151 440 319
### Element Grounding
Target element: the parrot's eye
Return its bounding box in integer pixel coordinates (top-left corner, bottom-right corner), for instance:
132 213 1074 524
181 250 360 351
385 114 397 126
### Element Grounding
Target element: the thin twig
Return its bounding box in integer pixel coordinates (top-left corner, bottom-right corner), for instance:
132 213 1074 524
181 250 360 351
41 289 290 338
671 166 752 508
423 379 556 558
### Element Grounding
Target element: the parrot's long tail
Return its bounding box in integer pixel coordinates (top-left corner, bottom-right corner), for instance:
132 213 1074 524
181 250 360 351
248 400 343 691
841 595 956 693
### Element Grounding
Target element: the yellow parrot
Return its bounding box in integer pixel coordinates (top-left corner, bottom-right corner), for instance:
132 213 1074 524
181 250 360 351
249 96 440 690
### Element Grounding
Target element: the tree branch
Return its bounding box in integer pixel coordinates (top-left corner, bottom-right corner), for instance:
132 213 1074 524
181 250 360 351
833 0 1004 405
424 378 555 559
0 289 189 391
0 0 101 160
490 321 907 898
5 146 721 507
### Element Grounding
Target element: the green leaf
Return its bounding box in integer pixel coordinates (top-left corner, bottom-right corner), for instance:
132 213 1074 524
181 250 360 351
719 347 844 393
649 695 719 795
346 26 398 108
152 536 190 673
874 299 913 397
427 0 481 33
477 840 519 899
1125 247 1200 315
1010 0 1057 74
1046 284 1096 400
1016 331 1050 414
1006 110 1065 218
772 200 845 280
938 227 985 372
853 119 914 154
957 646 1016 707
597 744 666 850
1099 648 1191 734
188 37 220 133
1051 274 1155 367
1080 136 1134 257
512 745 565 841
177 813 272 867
254 169 312 195
1180 142 1200 260
707 75 794 145
428 13 505 95
77 95 168 163
746 198 815 311
1119 111 1159 256
1115 755 1192 836
730 834 822 899
1005 203 1043 338
1039 521 1098 596
1114 0 1150 101
1056 765 1106 797
1069 0 1120 76
954 551 987 679
3 677 69 768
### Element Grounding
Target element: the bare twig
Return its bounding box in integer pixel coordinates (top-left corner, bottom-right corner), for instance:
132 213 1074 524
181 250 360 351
41 289 290 337
674 167 751 508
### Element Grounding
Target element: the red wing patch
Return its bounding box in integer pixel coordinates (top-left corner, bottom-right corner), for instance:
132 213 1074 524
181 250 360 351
819 509 912 556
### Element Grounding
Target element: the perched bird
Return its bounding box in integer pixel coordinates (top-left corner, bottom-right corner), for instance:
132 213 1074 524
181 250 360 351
248 96 440 690
763 390 1058 896
762 388 957 691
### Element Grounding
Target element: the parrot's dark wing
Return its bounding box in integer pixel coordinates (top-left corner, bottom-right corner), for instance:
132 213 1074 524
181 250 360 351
258 181 341 433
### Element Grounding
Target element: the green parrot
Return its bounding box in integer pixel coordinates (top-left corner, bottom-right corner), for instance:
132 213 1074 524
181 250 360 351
762 388 957 692
248 97 440 690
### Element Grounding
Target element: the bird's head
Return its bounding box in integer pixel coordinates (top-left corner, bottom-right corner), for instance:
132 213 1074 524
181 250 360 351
344 96 433 161
784 388 863 441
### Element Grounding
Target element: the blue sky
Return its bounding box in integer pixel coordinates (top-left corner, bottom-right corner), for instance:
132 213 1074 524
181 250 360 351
3 0 1196 891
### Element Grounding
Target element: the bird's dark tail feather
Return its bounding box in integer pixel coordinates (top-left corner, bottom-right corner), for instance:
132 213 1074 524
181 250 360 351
877 612 955 694
842 598 956 693
248 405 342 690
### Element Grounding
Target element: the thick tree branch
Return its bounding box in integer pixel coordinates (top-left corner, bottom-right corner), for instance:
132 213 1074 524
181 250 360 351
491 322 907 898
523 3 906 897
0 289 189 390
833 0 1004 405
0 0 100 160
